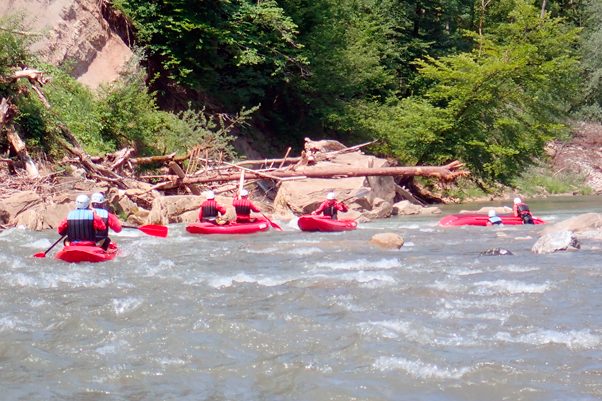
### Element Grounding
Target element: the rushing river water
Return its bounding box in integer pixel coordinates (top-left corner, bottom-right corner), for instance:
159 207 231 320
1 196 601 401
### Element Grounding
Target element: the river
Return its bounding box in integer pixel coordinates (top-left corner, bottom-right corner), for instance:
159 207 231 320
1 196 601 400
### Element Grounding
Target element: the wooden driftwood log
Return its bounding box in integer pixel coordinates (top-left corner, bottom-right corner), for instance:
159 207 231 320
146 161 469 188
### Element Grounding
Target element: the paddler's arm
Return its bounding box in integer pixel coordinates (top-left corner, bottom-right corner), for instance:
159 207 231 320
57 219 68 235
93 213 107 231
108 213 122 233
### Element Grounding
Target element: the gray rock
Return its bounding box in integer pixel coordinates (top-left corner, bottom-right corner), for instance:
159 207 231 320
479 248 514 256
532 231 581 254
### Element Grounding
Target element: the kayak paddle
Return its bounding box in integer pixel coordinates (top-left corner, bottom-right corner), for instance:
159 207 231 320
340 188 370 203
261 213 283 231
123 224 168 238
33 234 66 258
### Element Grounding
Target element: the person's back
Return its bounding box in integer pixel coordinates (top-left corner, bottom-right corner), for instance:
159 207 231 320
512 197 534 224
233 189 260 223
487 210 503 226
199 191 226 223
58 194 106 245
91 192 122 249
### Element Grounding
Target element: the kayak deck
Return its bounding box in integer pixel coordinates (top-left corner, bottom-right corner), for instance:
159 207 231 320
55 243 118 263
438 213 545 227
297 215 357 232
186 219 270 235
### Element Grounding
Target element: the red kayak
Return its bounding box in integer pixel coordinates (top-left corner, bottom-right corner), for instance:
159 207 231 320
297 215 357 232
55 242 118 263
438 213 545 227
186 219 270 235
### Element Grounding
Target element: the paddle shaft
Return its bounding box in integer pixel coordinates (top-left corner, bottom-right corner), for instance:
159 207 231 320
261 213 283 231
35 235 66 258
238 170 245 196
340 188 370 203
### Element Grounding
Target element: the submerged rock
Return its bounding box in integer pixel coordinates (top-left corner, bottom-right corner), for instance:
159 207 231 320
370 233 404 249
479 248 514 256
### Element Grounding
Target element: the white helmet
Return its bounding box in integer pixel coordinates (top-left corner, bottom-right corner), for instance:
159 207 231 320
240 189 249 197
513 197 522 204
206 190 215 200
91 192 105 204
326 192 335 200
488 209 496 217
75 194 90 209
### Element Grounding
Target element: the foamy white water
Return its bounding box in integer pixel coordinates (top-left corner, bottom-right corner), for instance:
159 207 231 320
1 196 601 400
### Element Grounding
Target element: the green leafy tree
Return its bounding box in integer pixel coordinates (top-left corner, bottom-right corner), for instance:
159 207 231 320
576 0 602 121
115 0 307 107
357 1 580 184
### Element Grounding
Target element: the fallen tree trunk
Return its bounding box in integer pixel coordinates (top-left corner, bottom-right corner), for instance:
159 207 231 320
175 161 468 185
168 161 201 195
6 126 39 178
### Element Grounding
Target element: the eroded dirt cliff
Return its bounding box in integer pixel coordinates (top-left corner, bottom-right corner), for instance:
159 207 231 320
0 0 132 88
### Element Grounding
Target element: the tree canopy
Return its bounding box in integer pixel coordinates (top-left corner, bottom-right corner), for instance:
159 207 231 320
2 0 596 188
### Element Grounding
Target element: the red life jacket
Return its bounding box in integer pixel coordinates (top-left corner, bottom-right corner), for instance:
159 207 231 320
201 200 220 221
516 203 534 224
516 203 532 216
234 198 251 217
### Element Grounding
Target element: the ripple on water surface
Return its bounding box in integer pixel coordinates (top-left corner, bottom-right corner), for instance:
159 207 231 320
1 204 602 400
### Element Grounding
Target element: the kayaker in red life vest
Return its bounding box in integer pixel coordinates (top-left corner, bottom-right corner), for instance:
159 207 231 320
311 192 348 220
57 194 106 246
233 189 260 223
199 190 226 223
91 192 122 250
513 197 534 224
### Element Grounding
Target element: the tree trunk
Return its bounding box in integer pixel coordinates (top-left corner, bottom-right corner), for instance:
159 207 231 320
168 161 201 195
180 161 468 185
6 126 39 178
540 0 547 18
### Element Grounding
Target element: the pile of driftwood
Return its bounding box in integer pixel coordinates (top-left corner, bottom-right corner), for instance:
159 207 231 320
1 68 469 209
56 138 469 204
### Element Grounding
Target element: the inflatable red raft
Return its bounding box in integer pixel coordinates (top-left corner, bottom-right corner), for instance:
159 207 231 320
186 219 270 235
438 213 545 227
55 242 118 263
297 215 357 232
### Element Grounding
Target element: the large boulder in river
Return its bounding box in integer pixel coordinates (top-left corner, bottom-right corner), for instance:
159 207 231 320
0 191 43 222
146 195 204 225
370 233 404 249
392 200 442 216
532 231 581 254
540 213 602 240
5 192 77 230
273 153 396 216
145 194 272 224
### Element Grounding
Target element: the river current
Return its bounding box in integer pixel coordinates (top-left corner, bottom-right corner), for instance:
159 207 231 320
1 196 601 400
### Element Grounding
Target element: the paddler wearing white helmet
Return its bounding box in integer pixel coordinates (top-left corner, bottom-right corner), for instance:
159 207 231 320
90 191 123 250
57 194 106 245
512 196 534 224
199 190 226 223
233 188 260 223
487 209 503 226
311 191 349 220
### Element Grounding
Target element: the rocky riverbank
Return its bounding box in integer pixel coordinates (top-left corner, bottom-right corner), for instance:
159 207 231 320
0 146 443 232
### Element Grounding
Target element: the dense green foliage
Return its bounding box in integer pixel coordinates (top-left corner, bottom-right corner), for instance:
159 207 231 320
2 0 599 190
577 0 602 121
112 0 589 185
